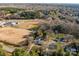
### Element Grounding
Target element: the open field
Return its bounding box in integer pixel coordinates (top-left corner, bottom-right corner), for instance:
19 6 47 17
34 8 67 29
0 19 48 29
0 27 31 45
0 19 47 46
15 19 47 29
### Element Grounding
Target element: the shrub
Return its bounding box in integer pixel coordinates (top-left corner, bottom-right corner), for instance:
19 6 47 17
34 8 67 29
12 48 28 56
52 24 66 33
0 45 5 56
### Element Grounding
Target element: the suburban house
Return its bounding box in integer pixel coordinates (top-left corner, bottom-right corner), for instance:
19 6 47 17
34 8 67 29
0 21 18 27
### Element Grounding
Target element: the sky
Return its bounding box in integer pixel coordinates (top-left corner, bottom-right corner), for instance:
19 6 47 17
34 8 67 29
0 0 79 3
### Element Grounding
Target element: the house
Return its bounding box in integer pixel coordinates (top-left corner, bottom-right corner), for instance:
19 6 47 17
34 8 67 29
64 43 79 55
0 21 18 27
64 45 77 55
53 38 65 43
64 45 76 52
4 21 18 27
47 41 56 49
35 37 43 40
64 34 74 42
0 21 6 27
56 38 65 42
11 21 18 26
34 37 43 45
54 35 74 43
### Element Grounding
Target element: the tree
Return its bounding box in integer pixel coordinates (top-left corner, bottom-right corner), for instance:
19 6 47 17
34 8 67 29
19 11 41 19
65 51 72 56
56 42 65 56
12 48 28 56
0 45 5 56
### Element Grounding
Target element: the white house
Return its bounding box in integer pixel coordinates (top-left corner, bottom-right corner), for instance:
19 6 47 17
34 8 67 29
0 21 18 27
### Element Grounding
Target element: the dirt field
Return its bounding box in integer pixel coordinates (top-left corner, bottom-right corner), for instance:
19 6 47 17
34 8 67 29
16 20 40 29
15 19 47 29
0 19 47 46
0 27 31 45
